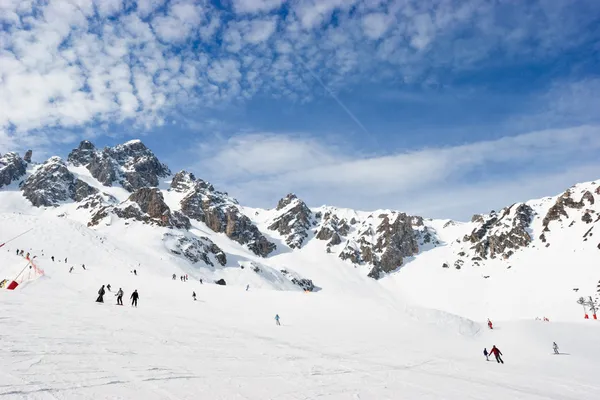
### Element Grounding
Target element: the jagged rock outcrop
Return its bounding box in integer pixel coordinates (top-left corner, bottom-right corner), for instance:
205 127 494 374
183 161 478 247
68 140 97 166
21 157 97 207
175 172 275 257
68 140 170 192
23 150 32 163
267 194 313 249
367 213 420 279
164 233 226 267
463 204 534 259
543 190 594 230
315 212 350 242
0 152 27 189
89 188 190 229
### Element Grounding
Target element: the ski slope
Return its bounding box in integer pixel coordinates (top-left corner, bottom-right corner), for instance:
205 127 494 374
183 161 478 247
2 214 600 399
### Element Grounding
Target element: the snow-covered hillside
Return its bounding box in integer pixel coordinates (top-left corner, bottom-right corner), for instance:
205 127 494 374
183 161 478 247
2 141 600 398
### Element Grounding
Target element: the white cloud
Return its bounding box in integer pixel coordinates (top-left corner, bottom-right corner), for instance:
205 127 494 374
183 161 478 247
207 59 241 84
361 12 393 40
231 0 285 14
192 125 600 219
0 0 598 153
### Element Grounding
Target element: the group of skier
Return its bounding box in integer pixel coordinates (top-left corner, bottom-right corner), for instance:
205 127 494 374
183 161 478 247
484 319 561 364
96 285 138 307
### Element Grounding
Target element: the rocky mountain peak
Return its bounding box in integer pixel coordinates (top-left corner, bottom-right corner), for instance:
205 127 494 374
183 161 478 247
170 170 197 193
68 139 170 192
177 178 275 257
23 150 33 163
461 203 534 261
0 152 27 189
276 193 298 211
21 157 97 207
268 194 313 249
68 140 97 166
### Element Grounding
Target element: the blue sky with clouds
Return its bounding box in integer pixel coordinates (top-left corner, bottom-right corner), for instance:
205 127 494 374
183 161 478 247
1 0 600 219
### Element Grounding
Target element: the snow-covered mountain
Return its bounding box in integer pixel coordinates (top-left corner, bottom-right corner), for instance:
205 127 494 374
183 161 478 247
2 140 599 318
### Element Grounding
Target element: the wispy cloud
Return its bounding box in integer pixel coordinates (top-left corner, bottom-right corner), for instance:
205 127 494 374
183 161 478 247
191 125 600 219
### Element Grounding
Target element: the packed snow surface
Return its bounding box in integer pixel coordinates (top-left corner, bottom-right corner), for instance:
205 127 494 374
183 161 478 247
1 212 600 399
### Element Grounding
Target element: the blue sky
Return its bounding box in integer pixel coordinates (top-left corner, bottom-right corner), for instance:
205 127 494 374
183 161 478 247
1 0 600 219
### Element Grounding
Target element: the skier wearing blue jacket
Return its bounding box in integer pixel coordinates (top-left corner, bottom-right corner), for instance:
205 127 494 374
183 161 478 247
275 314 281 326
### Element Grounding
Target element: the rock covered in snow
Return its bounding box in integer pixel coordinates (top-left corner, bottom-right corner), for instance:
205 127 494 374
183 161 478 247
68 140 170 192
542 189 595 230
23 150 33 163
21 157 97 207
267 194 313 249
174 171 276 257
0 152 27 188
463 203 534 260
89 188 190 229
164 233 226 267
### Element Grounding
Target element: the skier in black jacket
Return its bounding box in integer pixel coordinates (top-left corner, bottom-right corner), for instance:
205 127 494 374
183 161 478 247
96 285 105 303
130 290 139 307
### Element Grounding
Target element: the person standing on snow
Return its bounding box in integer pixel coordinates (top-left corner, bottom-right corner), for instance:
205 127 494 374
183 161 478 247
107 284 111 292
116 288 124 305
51 256 54 262
553 342 559 354
275 314 281 326
96 285 106 303
82 264 86 270
490 345 503 364
246 284 250 291
69 266 74 273
193 291 197 301
172 273 176 280
483 348 489 361
487 319 493 329
130 290 139 307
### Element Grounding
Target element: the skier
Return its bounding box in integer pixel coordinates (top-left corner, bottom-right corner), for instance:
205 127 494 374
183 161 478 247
275 314 281 326
51 256 54 262
490 345 503 364
26 252 29 259
487 319 493 329
172 273 176 280
246 284 250 291
107 284 112 292
185 274 188 281
96 285 106 303
483 348 489 361
133 269 137 276
193 291 197 301
65 257 67 263
116 288 124 305
130 289 139 307
16 249 19 255
82 264 86 270
199 279 203 284
553 342 559 354
69 266 74 273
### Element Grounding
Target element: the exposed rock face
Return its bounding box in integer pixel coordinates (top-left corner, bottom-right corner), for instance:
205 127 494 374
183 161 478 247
68 140 170 192
164 233 226 267
543 190 594 230
0 152 27 189
268 194 313 249
463 203 534 259
21 157 97 207
367 213 420 279
23 150 32 163
89 188 190 229
175 172 276 257
314 208 422 280
68 140 97 166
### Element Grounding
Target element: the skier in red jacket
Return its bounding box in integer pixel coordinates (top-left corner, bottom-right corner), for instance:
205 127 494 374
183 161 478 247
487 319 493 329
490 345 504 364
